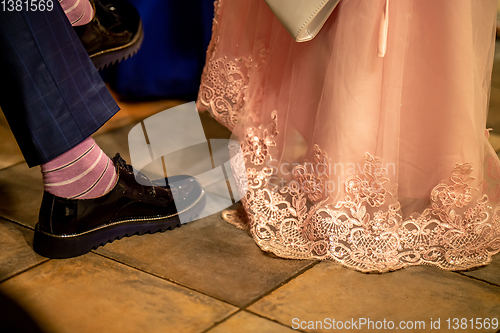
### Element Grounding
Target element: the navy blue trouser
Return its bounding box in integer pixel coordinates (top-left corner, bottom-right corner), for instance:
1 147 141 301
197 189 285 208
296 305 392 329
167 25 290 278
0 2 119 167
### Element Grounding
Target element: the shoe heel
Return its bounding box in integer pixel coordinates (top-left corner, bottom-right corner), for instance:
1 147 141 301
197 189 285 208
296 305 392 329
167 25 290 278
33 225 94 259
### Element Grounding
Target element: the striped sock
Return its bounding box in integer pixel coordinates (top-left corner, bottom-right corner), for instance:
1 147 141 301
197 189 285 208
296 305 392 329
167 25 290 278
60 0 95 26
41 138 118 199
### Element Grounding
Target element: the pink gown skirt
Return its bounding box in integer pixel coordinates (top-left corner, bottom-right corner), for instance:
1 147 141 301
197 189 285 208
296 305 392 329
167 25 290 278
196 0 500 272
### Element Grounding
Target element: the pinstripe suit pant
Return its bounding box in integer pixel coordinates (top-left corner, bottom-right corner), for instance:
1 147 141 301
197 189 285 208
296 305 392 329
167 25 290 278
0 2 119 167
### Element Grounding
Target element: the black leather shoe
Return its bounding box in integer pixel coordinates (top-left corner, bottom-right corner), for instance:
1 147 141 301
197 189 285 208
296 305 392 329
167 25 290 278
33 154 206 259
74 0 144 70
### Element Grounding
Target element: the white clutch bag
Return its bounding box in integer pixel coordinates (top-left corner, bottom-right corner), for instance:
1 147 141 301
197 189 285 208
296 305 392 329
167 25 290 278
265 0 341 42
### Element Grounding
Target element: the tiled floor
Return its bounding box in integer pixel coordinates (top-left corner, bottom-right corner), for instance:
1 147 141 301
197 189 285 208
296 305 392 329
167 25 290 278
2 53 500 333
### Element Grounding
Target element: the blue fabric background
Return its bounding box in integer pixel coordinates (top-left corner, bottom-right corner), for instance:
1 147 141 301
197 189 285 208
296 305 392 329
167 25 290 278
102 0 214 100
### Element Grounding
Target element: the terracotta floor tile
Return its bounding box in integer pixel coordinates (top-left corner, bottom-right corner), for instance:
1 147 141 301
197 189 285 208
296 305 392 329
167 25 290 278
0 111 24 171
95 214 315 307
94 105 231 172
199 110 232 139
488 85 500 130
0 163 43 228
0 218 47 282
248 262 500 333
0 253 236 333
492 40 500 86
490 39 500 125
488 132 500 152
460 253 500 287
94 90 185 135
94 124 134 163
488 42 500 128
94 92 231 141
207 311 297 333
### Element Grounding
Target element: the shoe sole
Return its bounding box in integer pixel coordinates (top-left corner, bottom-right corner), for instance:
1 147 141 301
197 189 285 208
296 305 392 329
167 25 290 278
33 188 206 259
90 21 144 70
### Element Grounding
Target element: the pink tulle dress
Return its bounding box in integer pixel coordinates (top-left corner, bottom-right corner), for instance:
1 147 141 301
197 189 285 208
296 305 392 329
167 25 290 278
196 0 500 272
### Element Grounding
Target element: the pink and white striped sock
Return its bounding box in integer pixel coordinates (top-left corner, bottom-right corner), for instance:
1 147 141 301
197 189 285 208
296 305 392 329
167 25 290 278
60 0 95 26
41 138 118 199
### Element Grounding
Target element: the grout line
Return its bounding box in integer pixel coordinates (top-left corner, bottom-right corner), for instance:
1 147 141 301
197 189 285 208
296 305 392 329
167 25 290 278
200 308 308 333
92 252 320 311
455 271 500 288
0 259 50 284
239 260 320 309
0 160 25 172
221 260 319 331
0 218 49 283
0 216 35 231
200 261 319 333
92 123 134 138
92 253 318 332
92 251 237 307
246 308 308 333
200 309 243 333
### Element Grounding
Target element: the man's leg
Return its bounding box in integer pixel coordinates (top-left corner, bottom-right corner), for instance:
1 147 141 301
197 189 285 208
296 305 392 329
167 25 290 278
0 2 119 167
0 4 206 258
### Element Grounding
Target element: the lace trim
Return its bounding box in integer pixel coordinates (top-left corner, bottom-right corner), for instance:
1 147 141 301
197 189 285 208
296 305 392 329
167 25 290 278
198 13 500 271
197 0 271 131
197 0 249 131
231 113 500 273
197 51 251 130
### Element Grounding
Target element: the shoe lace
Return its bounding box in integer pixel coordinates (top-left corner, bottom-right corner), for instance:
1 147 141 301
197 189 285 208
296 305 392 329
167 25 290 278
112 153 133 172
112 153 157 196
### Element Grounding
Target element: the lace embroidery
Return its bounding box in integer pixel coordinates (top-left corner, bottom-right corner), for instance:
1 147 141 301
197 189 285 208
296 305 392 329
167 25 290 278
231 114 500 272
197 50 251 130
242 111 278 165
200 4 500 271
197 0 270 131
197 1 249 130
